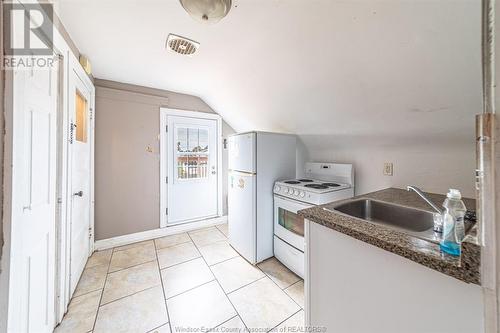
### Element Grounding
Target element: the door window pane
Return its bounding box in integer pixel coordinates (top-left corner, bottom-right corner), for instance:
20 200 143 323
75 91 87 143
176 127 209 179
278 208 304 236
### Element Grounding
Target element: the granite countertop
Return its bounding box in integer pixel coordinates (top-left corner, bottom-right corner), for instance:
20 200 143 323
298 188 480 285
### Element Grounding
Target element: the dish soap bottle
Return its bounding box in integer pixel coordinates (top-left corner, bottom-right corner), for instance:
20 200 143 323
440 189 466 256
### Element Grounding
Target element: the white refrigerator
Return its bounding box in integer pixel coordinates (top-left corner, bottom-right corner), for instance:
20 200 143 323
228 132 296 264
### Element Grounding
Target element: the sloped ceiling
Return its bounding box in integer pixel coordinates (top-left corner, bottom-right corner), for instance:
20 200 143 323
54 0 481 146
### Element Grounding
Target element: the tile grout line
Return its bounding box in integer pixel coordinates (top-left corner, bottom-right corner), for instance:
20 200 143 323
98 284 160 308
71 286 105 300
207 253 241 267
255 261 303 310
268 308 303 333
155 239 193 252
196 238 233 251
164 278 216 301
188 226 226 236
147 323 170 333
187 233 251 332
112 240 155 253
225 276 268 296
91 257 112 332
256 258 302 290
214 225 228 237
286 279 303 290
107 258 158 275
158 252 202 271
154 241 174 333
208 315 239 332
283 283 304 310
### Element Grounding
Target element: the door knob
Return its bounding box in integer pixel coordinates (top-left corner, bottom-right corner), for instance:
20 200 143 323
73 190 83 197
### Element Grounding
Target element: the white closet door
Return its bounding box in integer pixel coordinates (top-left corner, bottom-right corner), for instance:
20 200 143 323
9 60 59 332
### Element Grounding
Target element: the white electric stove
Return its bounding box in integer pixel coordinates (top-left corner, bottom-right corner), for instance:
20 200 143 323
273 179 352 205
273 162 354 278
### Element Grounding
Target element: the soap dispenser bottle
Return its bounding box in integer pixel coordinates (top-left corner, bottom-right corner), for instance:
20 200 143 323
440 189 466 256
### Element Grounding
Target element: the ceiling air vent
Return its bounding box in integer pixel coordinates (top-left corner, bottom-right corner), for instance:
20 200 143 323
166 34 199 56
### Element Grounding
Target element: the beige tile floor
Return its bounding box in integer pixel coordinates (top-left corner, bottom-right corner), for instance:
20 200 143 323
55 224 304 333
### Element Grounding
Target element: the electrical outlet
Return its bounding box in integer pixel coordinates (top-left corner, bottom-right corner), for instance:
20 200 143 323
383 162 393 176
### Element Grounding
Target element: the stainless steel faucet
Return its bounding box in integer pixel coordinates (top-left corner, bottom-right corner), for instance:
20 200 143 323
406 185 443 215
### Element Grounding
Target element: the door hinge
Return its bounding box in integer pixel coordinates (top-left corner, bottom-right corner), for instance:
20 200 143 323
90 107 94 120
166 177 168 183
166 208 168 215
88 227 93 239
166 125 168 132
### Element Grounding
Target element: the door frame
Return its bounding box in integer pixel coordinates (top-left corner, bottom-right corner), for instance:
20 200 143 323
55 52 95 320
63 54 95 301
52 26 95 324
159 108 222 228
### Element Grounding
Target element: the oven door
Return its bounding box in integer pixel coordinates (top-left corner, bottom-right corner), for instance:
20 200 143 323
274 195 313 252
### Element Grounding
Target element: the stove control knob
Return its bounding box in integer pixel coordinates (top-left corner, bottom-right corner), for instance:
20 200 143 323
283 187 289 194
274 185 281 192
299 191 305 198
293 189 299 196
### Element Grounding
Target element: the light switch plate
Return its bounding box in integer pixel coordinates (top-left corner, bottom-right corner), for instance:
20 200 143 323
383 162 393 176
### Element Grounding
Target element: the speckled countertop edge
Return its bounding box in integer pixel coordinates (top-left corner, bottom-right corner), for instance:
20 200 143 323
298 188 480 285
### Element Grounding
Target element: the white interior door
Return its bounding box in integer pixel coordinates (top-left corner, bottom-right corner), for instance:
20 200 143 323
69 72 92 295
9 60 59 332
166 116 218 224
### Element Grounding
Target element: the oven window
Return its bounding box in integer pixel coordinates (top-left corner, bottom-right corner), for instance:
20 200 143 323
278 208 304 237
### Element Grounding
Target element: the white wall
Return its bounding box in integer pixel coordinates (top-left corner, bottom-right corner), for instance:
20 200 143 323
302 135 476 198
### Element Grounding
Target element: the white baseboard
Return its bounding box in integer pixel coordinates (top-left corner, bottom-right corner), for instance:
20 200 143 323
94 215 228 251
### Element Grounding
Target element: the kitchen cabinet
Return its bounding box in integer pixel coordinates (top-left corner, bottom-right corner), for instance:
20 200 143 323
305 221 484 333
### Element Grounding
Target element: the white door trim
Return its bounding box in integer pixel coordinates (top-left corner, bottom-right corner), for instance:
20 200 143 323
56 51 95 320
66 54 95 299
159 108 222 228
55 41 95 326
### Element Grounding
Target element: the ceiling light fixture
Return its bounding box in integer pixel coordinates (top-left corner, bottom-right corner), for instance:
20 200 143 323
179 0 232 24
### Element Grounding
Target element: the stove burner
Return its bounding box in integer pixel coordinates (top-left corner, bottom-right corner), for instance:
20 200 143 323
304 184 329 189
284 181 301 184
322 183 341 187
299 179 314 182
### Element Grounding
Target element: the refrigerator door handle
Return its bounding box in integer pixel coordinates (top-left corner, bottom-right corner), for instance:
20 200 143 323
229 170 257 176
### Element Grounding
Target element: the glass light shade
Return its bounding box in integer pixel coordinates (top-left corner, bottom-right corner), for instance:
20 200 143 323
179 0 232 23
